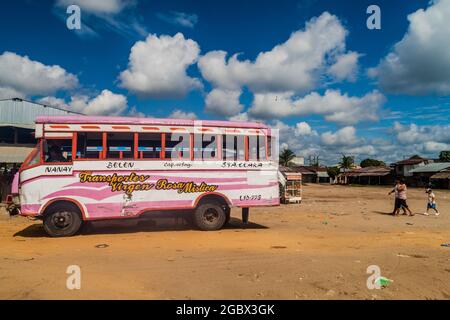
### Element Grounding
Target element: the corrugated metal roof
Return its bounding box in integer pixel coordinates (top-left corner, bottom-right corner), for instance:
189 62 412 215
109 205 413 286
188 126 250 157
409 163 450 173
0 98 81 128
395 156 428 165
431 170 450 180
317 171 329 178
339 166 392 177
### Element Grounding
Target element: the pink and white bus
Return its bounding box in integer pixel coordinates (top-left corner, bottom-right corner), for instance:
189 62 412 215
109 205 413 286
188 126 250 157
9 116 279 236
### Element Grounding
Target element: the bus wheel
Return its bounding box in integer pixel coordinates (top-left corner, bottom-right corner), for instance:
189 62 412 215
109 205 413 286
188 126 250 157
43 204 82 237
194 203 227 231
224 207 231 225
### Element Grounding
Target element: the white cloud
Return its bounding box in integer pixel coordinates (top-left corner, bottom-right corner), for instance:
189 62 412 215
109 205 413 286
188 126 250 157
273 121 369 165
36 96 67 108
321 126 359 146
0 87 26 100
249 89 385 125
56 0 131 15
198 12 358 94
0 51 78 98
157 11 198 28
169 109 198 120
328 51 359 82
393 122 450 144
423 141 450 153
276 120 450 166
295 122 316 136
228 112 249 122
368 0 450 95
343 145 376 156
127 106 146 117
204 88 244 116
38 89 128 116
119 33 202 98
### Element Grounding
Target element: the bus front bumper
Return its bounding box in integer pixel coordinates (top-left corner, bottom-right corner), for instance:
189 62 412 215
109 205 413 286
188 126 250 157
6 194 21 216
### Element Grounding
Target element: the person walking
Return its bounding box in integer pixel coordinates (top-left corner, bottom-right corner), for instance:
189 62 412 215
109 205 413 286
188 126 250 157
423 188 440 216
389 178 414 216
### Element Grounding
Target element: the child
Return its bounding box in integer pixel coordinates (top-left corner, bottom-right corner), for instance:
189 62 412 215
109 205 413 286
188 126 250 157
424 188 439 216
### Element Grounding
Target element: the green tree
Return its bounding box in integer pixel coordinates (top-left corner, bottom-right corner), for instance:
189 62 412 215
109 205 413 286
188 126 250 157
439 151 450 162
360 158 386 168
339 154 354 170
327 166 340 179
279 148 296 167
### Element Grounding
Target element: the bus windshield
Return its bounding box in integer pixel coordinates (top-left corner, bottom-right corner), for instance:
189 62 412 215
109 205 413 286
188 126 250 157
20 143 40 170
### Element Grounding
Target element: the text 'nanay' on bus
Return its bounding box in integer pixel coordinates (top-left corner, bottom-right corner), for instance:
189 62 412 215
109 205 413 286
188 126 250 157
7 116 280 237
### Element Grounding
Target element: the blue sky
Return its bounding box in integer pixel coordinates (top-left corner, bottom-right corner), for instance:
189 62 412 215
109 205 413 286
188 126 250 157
1 0 450 165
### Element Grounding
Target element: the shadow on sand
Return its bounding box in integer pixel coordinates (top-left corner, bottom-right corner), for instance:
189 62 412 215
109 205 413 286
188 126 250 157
372 210 394 216
13 216 268 238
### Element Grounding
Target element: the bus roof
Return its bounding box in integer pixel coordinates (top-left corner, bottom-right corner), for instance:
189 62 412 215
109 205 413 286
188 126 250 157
35 115 269 129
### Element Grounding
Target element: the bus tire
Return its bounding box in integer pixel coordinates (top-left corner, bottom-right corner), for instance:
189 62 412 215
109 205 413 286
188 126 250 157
224 208 231 225
194 203 227 231
43 203 83 237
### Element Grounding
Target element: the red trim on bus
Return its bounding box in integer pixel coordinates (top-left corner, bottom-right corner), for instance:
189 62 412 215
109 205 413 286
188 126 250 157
161 133 166 159
72 132 77 161
244 136 249 161
40 139 44 163
112 125 130 130
49 125 70 129
102 132 107 159
39 197 87 220
189 133 194 160
81 125 100 129
19 147 39 172
142 126 159 131
133 132 138 159
193 192 232 207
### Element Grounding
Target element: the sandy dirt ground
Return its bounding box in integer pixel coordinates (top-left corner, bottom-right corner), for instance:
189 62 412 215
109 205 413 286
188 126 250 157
0 184 449 300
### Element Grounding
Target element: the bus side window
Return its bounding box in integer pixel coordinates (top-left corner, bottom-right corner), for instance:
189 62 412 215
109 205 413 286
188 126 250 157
248 135 259 161
43 139 72 163
138 133 161 159
259 135 267 160
248 135 267 161
267 136 272 160
194 134 217 160
107 132 134 159
222 135 245 161
76 132 103 159
165 133 190 160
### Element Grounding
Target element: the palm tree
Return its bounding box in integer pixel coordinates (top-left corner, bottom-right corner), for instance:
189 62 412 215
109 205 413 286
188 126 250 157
279 148 296 167
339 154 354 171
